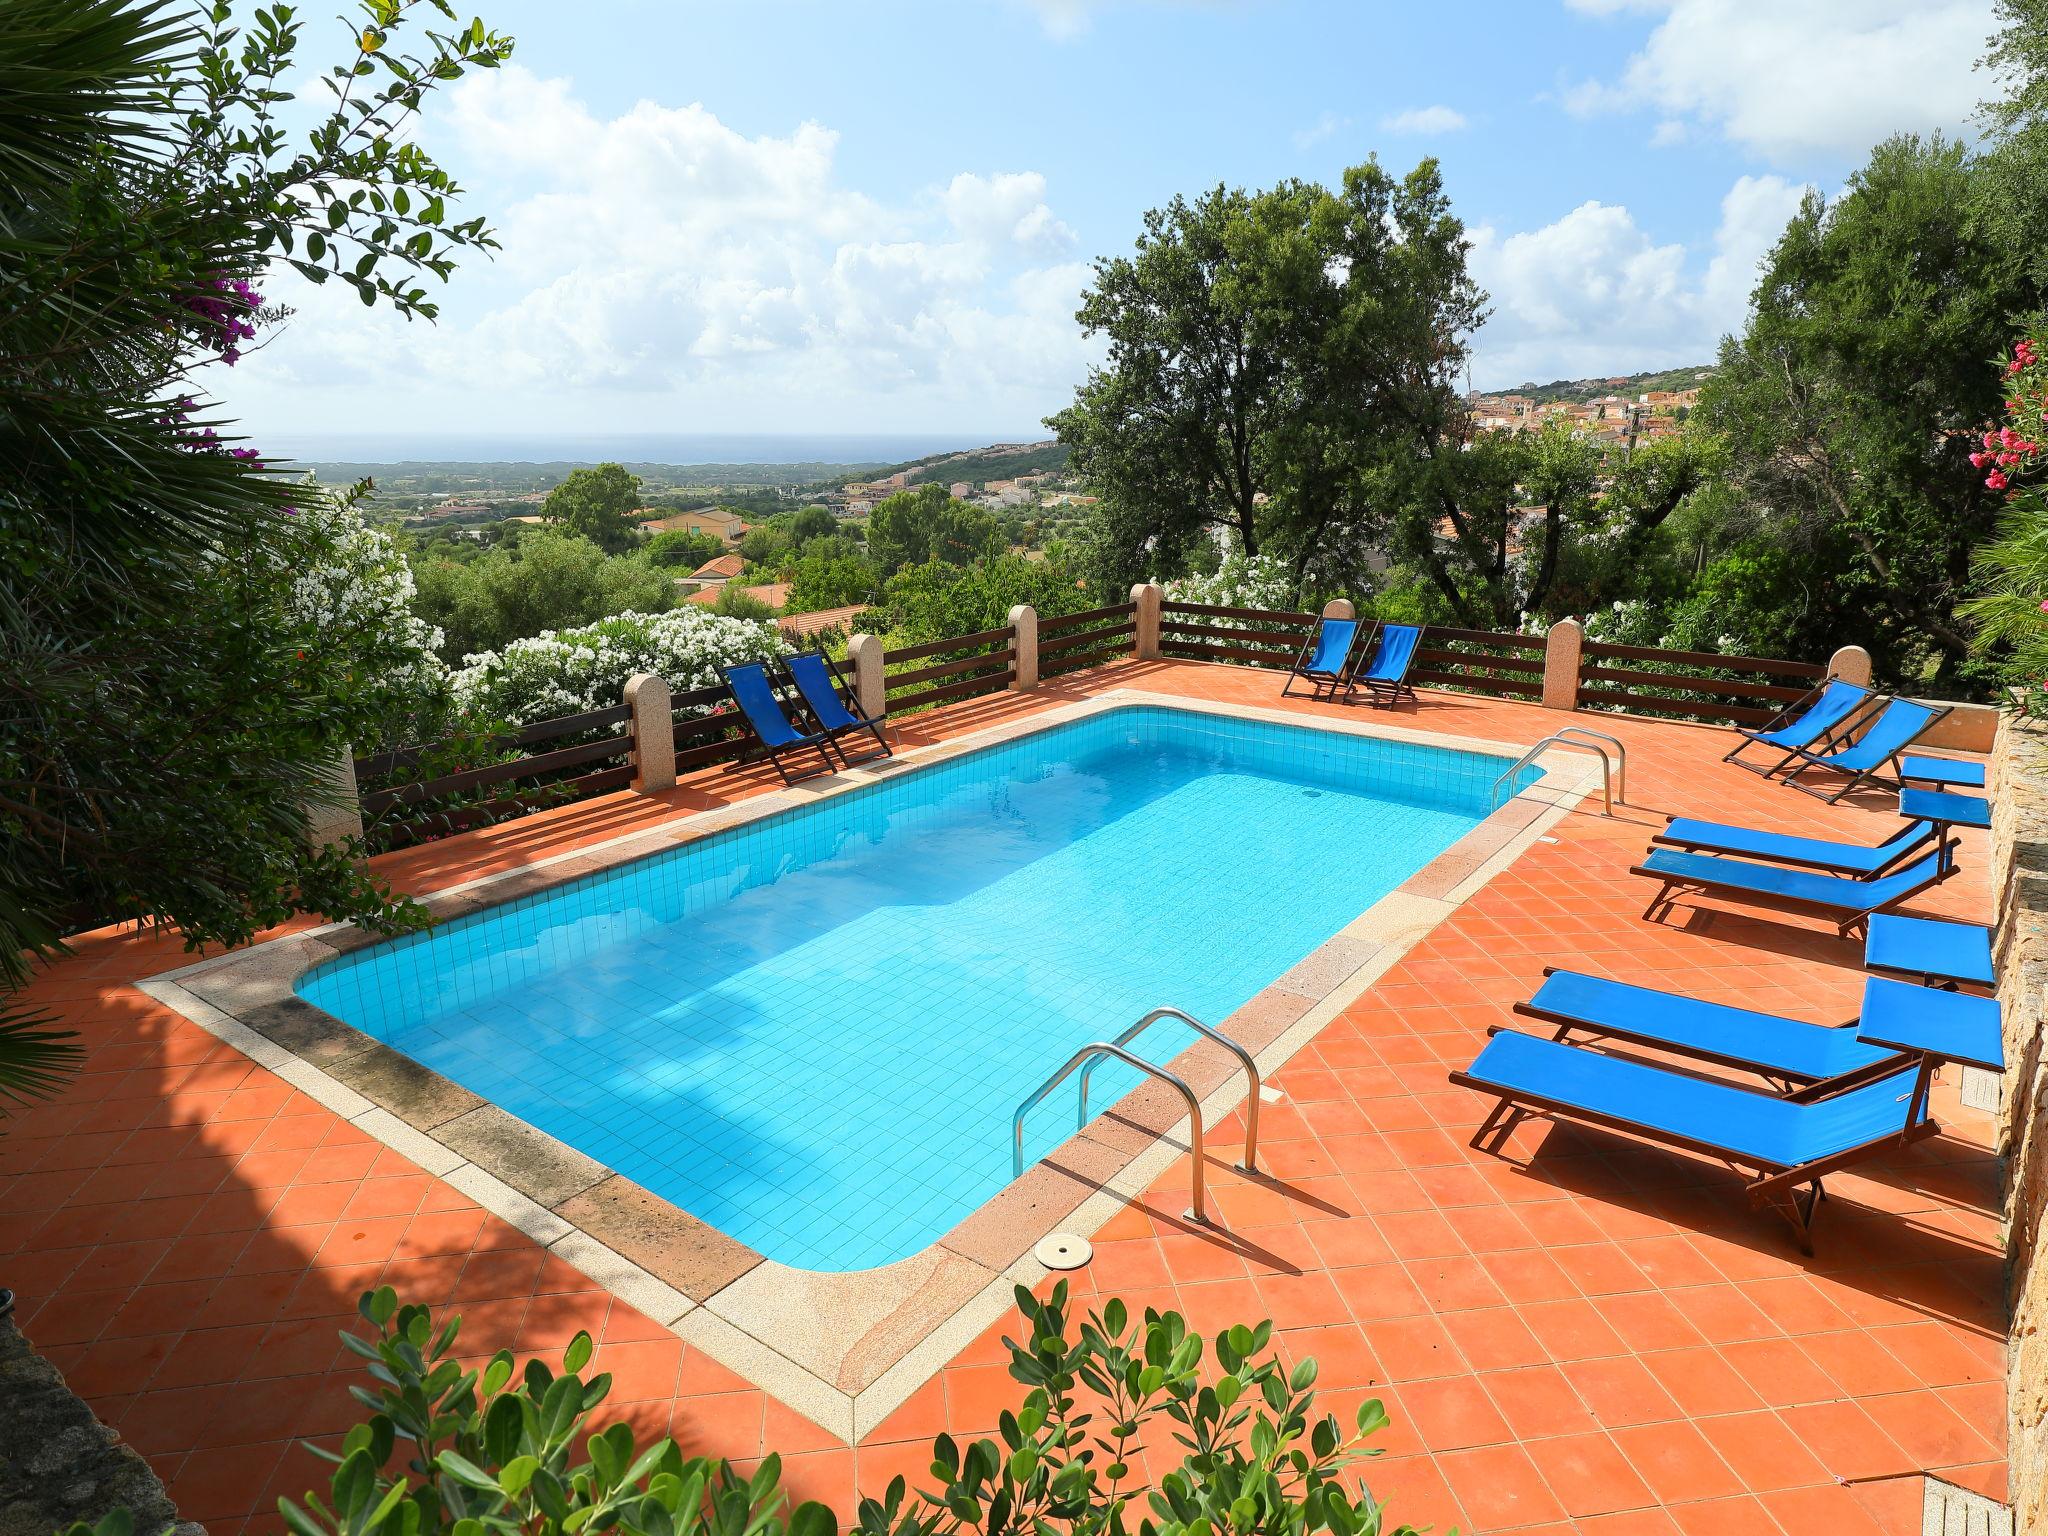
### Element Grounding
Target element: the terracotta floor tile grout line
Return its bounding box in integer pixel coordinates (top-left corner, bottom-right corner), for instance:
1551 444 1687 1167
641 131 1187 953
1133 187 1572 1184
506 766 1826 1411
2 662 2006 1535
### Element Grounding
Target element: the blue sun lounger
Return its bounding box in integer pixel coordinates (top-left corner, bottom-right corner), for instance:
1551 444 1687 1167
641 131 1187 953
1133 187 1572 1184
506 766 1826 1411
722 660 839 784
785 650 890 765
1723 677 1876 775
1282 617 1362 702
1512 968 1909 1088
1453 977 2003 1250
1630 844 1955 937
1777 696 1953 802
1652 814 1938 877
1357 622 1423 708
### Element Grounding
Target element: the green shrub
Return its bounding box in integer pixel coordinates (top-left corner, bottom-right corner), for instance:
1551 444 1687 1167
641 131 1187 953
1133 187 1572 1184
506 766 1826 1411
57 1281 1437 1536
48 1282 1435 1536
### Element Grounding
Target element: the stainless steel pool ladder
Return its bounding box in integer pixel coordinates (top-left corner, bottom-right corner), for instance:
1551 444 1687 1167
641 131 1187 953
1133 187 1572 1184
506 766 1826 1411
1011 1007 1260 1226
1489 725 1626 816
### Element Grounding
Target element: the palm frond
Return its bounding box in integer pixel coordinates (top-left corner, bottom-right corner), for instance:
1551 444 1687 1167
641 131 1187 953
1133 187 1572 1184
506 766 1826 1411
0 0 196 193
0 998 82 1111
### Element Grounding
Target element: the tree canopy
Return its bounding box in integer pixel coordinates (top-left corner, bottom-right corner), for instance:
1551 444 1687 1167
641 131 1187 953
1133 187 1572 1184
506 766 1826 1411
1700 133 2044 685
866 484 1003 574
543 462 642 554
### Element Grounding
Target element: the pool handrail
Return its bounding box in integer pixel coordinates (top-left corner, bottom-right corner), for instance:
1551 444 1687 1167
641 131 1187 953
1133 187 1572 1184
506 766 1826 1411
1075 1006 1260 1173
1489 725 1626 816
1013 1042 1208 1222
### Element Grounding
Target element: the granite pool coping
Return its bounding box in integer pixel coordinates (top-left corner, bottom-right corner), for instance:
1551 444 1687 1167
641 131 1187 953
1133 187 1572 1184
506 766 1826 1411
135 687 1600 1442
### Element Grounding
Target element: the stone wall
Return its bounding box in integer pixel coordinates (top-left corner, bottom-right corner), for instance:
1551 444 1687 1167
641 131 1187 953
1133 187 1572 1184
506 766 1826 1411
0 1312 195 1536
1993 716 2048 1532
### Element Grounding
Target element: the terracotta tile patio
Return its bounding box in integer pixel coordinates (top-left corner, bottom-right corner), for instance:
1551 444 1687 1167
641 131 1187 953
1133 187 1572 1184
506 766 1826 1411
3 660 2006 1535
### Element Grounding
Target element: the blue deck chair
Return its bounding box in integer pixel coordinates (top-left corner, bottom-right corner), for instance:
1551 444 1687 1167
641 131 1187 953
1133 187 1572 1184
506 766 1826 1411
1652 813 1938 878
785 650 890 766
1451 1032 1935 1252
1512 968 1912 1091
1358 622 1423 708
1723 677 1877 776
1630 844 1955 938
1281 617 1362 702
721 660 839 784
1778 697 1952 803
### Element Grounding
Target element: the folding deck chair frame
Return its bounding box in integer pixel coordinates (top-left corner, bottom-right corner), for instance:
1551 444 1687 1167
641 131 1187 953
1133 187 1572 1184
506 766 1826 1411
1281 617 1364 703
1776 697 1955 803
721 660 840 785
784 650 891 767
1722 676 1879 777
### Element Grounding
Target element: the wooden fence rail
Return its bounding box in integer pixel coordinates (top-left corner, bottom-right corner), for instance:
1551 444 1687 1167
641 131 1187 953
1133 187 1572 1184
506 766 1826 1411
1576 637 1825 726
347 592 1858 851
1040 602 1137 680
883 625 1016 713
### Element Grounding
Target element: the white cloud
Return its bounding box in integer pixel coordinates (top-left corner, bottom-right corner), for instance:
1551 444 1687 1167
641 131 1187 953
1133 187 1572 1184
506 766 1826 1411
1467 172 1808 386
1561 0 1995 162
1380 105 1469 136
940 172 1076 257
1294 111 1349 149
228 66 1098 434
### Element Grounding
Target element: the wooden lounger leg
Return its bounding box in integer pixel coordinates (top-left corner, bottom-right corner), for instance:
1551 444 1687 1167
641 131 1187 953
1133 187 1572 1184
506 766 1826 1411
1471 1100 1527 1154
1749 1167 1826 1254
1640 880 1677 923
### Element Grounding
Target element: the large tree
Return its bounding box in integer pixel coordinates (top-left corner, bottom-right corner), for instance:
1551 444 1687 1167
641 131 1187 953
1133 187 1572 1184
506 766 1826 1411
1 0 510 1099
1700 133 2043 684
543 462 642 554
865 483 1002 574
1050 161 1488 599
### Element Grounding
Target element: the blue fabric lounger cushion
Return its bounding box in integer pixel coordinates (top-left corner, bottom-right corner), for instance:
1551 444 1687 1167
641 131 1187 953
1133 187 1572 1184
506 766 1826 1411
1657 816 1932 876
1362 624 1420 683
1638 846 1944 914
1747 679 1871 749
1864 914 1995 988
1460 1031 1927 1170
1302 619 1358 677
725 662 811 749
1801 698 1943 773
1525 971 1897 1081
787 652 862 733
1900 755 1986 789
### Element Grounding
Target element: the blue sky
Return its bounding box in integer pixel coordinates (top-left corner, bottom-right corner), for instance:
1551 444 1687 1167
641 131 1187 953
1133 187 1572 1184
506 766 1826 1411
230 0 2000 449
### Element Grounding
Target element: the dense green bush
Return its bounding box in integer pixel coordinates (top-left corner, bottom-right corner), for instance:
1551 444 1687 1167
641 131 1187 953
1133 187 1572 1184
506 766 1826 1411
881 556 1090 644
647 528 725 570
59 1282 1432 1536
1 0 510 1097
412 533 683 662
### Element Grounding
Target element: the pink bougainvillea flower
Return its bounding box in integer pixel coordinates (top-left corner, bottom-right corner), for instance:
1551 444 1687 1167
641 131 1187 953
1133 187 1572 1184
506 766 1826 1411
1987 470 2010 490
1971 451 1989 467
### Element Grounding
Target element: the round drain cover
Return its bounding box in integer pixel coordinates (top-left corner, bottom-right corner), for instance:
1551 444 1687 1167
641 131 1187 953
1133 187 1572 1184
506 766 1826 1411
1034 1233 1093 1270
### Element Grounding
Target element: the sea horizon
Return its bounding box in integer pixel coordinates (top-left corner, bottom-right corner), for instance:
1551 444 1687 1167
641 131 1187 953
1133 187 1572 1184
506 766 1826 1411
264 430 1047 468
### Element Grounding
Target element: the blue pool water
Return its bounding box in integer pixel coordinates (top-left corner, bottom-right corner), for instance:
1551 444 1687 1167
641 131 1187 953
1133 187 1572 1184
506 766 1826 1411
301 705 1529 1271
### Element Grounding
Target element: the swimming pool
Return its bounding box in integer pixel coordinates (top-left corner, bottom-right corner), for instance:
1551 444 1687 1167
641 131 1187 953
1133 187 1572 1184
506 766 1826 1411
301 704 1534 1271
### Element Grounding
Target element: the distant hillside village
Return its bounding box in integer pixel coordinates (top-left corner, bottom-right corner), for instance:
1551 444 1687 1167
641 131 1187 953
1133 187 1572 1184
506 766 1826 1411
1469 373 1708 445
